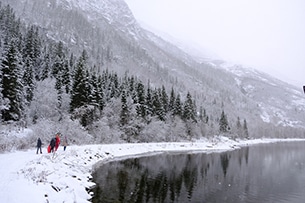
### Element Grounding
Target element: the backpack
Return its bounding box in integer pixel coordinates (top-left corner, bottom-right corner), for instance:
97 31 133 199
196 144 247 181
50 138 56 147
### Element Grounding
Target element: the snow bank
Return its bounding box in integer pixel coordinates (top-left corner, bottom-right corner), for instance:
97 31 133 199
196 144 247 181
0 136 304 203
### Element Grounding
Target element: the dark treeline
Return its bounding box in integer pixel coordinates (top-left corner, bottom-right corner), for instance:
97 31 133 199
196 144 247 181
0 4 249 148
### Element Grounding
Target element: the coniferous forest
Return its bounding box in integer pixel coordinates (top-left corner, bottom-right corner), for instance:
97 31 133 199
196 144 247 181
2 3 291 152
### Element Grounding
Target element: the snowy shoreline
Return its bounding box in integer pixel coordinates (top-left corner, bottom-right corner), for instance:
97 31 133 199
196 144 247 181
1 137 305 203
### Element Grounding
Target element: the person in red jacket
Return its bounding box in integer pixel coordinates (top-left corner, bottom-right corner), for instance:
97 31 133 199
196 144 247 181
55 133 61 151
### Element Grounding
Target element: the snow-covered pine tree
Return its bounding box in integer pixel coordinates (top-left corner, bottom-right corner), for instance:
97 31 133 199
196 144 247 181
0 58 9 119
23 25 41 77
129 75 137 103
40 49 51 80
52 41 65 77
1 39 24 121
120 90 129 126
89 73 98 107
152 88 165 121
168 87 175 114
22 58 35 105
243 119 249 138
219 110 229 133
236 116 242 137
62 59 71 94
31 27 42 81
55 69 63 121
183 91 196 122
161 85 169 113
173 93 182 117
70 52 87 112
136 81 146 119
145 81 153 116
84 69 92 104
108 72 119 100
97 75 105 111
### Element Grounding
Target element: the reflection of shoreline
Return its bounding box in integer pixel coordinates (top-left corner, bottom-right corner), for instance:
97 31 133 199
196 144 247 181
91 141 305 203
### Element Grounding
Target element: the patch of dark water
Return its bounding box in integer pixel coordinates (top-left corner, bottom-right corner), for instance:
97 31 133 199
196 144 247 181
91 142 305 203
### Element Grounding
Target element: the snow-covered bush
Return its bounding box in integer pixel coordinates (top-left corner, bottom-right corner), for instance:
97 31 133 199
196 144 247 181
0 127 35 152
90 117 123 144
71 105 101 128
140 119 169 142
31 116 93 146
28 79 59 123
166 117 188 141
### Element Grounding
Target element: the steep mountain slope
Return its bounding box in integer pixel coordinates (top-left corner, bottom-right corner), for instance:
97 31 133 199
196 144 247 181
2 0 305 136
141 28 305 130
221 63 305 126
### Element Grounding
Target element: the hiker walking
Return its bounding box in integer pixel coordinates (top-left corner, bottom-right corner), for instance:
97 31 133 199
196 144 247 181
62 136 68 151
55 133 61 151
36 138 42 154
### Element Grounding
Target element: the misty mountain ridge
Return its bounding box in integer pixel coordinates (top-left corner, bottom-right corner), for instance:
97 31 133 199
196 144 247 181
2 0 305 138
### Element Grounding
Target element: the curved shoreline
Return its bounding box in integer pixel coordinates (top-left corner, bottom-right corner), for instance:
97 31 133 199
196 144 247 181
1 137 305 203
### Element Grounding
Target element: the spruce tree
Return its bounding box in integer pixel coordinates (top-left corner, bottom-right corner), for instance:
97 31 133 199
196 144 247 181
52 41 65 77
219 110 229 133
89 73 98 106
152 88 165 121
183 92 196 122
120 90 129 126
84 70 91 104
129 76 137 103
41 50 50 80
1 40 24 121
23 26 34 60
70 54 87 112
22 58 35 105
108 73 119 99
168 87 175 113
97 75 105 111
0 63 9 119
23 25 41 70
136 82 146 118
236 116 242 137
145 83 153 116
243 119 249 138
173 94 182 117
161 85 168 113
62 59 71 94
55 71 63 121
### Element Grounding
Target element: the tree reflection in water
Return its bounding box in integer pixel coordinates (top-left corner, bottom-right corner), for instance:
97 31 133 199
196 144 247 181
91 142 305 203
91 148 249 203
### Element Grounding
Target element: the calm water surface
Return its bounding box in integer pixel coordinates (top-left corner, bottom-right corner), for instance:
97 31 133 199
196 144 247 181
91 142 305 203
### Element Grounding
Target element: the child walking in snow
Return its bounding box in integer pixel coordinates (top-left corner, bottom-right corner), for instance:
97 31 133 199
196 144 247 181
62 136 68 151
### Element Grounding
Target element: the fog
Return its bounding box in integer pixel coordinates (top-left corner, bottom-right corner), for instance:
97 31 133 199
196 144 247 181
125 0 305 88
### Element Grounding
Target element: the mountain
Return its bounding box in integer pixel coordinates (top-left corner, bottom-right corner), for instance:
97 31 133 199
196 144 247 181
2 0 305 137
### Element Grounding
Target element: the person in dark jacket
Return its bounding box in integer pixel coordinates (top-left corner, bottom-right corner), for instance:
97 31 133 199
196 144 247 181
36 138 42 154
50 137 56 153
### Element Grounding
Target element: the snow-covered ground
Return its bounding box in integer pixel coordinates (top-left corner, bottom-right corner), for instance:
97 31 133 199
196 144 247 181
0 136 304 203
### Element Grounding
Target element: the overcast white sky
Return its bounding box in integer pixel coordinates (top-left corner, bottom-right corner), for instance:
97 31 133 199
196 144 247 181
125 0 305 88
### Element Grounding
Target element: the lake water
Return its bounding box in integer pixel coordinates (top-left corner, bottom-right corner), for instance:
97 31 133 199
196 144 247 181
91 141 305 203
